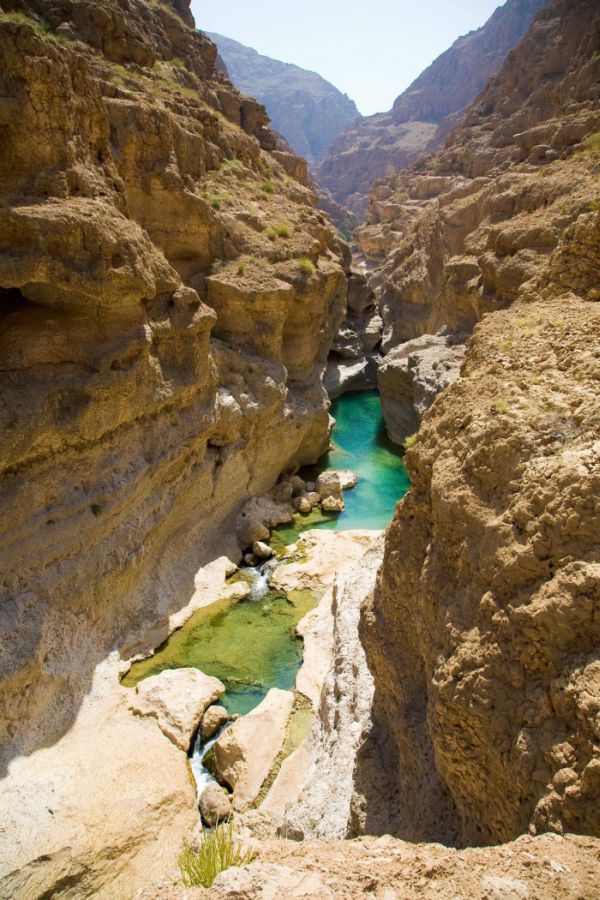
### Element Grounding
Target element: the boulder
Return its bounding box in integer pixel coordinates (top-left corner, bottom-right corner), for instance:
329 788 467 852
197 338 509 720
214 688 294 810
295 497 312 514
337 470 357 489
242 497 295 529
201 705 229 742
199 783 233 827
244 553 258 566
306 491 321 507
290 475 306 496
253 540 274 560
129 668 225 751
322 496 344 513
316 470 343 500
237 516 270 549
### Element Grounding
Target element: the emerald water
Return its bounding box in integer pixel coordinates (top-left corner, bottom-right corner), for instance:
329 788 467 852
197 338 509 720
122 586 316 717
124 390 409 720
272 389 410 546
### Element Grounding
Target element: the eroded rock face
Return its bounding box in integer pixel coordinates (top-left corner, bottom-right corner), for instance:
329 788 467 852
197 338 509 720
129 667 224 751
316 0 545 216
359 0 600 846
0 0 348 774
378 333 467 445
0 0 350 893
214 688 295 810
206 32 360 166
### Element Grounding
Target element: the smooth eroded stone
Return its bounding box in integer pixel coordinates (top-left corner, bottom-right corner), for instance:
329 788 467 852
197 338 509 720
214 688 294 810
316 470 343 500
237 516 270 549
253 540 274 560
129 668 225 751
201 704 229 742
199 783 233 827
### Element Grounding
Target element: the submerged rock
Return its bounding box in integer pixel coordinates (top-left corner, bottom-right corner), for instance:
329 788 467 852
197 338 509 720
214 688 294 810
129 668 225 752
199 784 233 827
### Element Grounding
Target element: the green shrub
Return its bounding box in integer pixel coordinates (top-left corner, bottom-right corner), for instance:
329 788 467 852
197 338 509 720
170 56 185 70
273 223 290 238
211 198 221 210
90 503 103 517
178 822 255 889
211 259 226 274
261 179 274 195
493 400 509 415
237 261 245 275
404 433 418 449
584 132 600 153
222 158 244 172
264 228 277 242
296 257 315 275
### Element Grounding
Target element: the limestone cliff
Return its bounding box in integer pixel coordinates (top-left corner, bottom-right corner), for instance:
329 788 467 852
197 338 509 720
358 0 600 847
316 0 546 217
206 32 360 167
0 0 349 881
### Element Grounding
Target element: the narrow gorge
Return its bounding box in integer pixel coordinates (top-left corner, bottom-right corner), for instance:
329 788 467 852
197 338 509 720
0 0 599 897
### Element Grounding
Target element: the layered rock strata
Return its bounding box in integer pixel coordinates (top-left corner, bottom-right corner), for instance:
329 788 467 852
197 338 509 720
0 0 349 893
358 0 600 847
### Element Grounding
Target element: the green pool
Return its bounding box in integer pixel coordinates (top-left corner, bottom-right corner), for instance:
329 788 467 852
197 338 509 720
123 391 409 717
272 389 410 545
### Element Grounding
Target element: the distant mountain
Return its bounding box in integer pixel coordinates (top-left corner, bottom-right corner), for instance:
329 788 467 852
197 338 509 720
206 32 360 165
316 0 547 217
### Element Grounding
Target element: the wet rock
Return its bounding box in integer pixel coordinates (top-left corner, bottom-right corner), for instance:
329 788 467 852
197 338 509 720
199 784 233 827
201 705 229 742
253 540 274 560
243 553 258 567
129 668 225 752
214 688 294 810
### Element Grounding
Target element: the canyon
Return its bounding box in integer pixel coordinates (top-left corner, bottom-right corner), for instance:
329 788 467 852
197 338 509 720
206 32 360 168
316 0 546 217
0 0 599 897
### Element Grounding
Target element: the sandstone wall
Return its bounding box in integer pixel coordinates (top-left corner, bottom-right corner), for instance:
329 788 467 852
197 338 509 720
0 0 348 774
358 0 600 846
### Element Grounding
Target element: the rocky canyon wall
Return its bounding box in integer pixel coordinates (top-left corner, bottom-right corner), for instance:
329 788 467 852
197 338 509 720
0 0 349 774
358 0 600 847
316 0 546 217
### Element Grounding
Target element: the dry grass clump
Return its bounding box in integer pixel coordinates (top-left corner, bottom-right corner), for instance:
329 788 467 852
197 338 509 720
296 257 315 275
178 821 255 888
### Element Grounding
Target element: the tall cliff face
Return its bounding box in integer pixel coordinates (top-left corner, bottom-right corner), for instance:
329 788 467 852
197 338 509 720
316 0 546 217
358 0 600 847
205 32 360 167
0 0 348 772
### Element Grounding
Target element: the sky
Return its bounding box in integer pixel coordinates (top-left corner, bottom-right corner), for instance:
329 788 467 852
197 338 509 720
191 0 502 116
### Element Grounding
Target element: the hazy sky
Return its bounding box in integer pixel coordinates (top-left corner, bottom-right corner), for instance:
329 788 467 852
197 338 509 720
191 0 502 115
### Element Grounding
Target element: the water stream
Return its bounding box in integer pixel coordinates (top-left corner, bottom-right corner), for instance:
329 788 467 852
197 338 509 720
123 390 409 795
